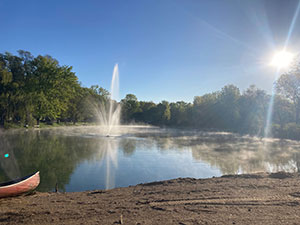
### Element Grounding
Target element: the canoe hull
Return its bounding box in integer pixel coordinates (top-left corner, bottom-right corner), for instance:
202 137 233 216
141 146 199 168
0 172 40 198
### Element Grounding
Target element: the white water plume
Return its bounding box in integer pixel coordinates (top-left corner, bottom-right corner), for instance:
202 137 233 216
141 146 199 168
97 64 121 136
96 64 121 189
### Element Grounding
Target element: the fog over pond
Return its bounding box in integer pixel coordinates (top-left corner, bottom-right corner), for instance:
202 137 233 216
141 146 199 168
1 126 300 192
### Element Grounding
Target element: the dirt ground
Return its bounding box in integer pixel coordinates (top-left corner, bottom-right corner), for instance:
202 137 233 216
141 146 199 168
1 172 300 224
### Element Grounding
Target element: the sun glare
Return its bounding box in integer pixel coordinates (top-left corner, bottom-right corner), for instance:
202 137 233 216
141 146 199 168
270 50 294 69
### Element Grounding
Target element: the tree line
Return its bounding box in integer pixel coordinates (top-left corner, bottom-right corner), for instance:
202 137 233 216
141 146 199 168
1 50 299 140
121 56 300 140
121 84 296 139
0 50 109 126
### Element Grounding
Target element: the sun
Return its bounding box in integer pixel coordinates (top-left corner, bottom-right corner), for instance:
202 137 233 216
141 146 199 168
270 50 294 69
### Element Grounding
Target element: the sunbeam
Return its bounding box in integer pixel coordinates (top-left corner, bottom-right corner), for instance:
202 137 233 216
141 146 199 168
264 67 280 138
284 0 300 47
199 19 259 55
264 1 300 138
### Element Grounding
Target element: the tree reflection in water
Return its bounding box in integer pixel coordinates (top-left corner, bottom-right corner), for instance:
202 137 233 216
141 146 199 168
131 131 300 174
96 137 118 189
0 129 98 191
1 128 300 192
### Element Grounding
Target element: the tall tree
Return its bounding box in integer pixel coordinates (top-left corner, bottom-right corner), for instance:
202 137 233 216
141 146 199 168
217 85 240 130
272 95 294 128
121 94 140 122
193 92 219 128
170 101 192 127
0 58 12 125
276 56 300 124
30 55 79 124
238 85 269 135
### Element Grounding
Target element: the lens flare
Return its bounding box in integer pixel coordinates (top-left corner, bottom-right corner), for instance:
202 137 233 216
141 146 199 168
270 50 294 69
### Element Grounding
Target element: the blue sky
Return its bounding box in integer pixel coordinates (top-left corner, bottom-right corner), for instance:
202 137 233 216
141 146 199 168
1 0 300 102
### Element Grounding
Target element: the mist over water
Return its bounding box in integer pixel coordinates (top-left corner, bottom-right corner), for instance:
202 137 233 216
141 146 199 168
1 127 300 191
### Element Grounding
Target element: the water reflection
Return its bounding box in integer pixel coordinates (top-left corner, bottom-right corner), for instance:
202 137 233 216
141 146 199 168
130 131 300 175
1 127 300 192
0 131 20 181
0 129 98 191
96 138 118 189
120 138 137 156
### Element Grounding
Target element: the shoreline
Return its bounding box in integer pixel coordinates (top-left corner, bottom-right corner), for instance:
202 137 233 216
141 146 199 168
1 172 300 224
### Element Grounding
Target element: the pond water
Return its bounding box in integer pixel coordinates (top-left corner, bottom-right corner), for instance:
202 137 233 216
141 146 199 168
1 126 300 192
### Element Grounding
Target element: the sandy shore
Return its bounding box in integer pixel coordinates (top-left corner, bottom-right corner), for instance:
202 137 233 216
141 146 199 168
1 172 300 224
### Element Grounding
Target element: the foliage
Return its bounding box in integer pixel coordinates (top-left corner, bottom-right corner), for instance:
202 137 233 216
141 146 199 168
238 85 268 135
0 51 109 126
121 94 140 122
1 50 300 140
276 56 300 124
272 123 300 140
118 83 296 140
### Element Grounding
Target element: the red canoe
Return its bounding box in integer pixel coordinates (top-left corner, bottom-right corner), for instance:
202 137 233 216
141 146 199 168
0 171 40 198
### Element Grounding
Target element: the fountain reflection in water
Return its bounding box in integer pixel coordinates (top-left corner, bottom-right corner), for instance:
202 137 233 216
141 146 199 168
97 64 121 189
99 138 118 189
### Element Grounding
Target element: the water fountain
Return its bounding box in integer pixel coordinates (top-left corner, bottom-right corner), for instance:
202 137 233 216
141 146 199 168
97 64 121 189
97 64 121 136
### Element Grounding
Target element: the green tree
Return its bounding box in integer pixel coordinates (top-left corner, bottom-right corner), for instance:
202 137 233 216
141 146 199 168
133 101 156 123
0 50 117 127
276 57 300 124
217 85 240 130
149 101 171 125
84 85 111 122
272 95 294 128
238 85 269 135
121 94 140 122
193 92 219 128
170 101 192 127
161 101 171 124
0 52 27 125
0 59 13 125
30 55 79 124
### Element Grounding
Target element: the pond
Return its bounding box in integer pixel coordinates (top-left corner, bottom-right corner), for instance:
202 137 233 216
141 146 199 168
1 126 300 192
